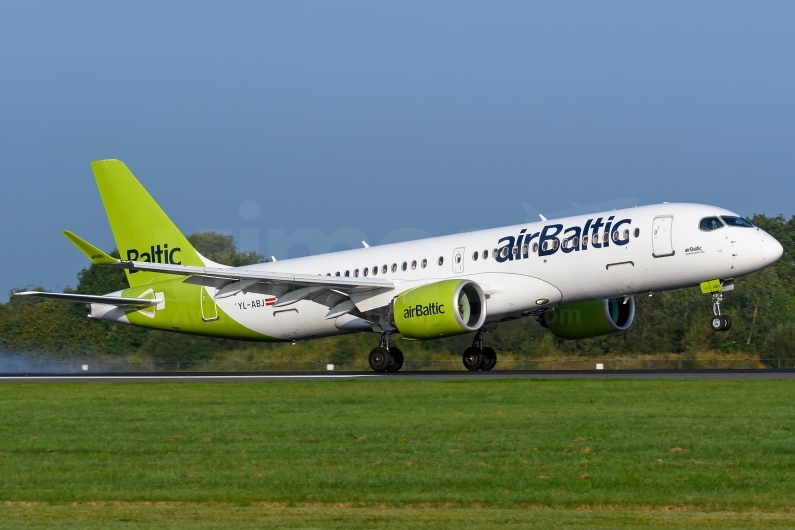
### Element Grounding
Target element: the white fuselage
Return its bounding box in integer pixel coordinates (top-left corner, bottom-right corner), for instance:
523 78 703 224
112 203 784 341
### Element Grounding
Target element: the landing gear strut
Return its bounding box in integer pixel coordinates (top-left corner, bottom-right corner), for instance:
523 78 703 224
709 291 732 332
462 328 498 371
369 332 404 372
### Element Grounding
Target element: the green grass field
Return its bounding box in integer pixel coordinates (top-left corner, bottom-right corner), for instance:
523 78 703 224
1 378 794 528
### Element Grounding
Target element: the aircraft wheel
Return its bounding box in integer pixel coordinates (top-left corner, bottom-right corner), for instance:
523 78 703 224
721 315 732 331
369 347 392 372
710 316 724 332
387 347 404 371
481 347 497 371
463 347 484 371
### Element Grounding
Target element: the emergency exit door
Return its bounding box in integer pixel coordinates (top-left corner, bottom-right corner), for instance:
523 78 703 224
652 216 674 257
453 247 465 273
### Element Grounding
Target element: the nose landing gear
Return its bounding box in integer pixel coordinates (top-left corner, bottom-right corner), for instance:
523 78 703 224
703 279 733 332
462 328 497 371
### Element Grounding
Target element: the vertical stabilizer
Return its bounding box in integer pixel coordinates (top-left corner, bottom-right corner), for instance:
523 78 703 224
90 159 202 288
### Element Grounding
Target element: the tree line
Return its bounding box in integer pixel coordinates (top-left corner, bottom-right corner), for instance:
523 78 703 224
1 216 794 363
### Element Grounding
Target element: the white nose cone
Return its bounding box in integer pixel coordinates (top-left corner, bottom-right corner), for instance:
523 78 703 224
766 236 784 263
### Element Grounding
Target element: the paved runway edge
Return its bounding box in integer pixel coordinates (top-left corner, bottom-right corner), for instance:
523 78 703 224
1 369 795 382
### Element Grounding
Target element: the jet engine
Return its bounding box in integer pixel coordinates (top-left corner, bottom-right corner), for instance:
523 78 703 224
393 279 487 340
541 297 635 339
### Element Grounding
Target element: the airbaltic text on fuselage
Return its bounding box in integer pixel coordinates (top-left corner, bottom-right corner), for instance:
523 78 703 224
403 303 445 319
495 216 633 262
126 245 181 272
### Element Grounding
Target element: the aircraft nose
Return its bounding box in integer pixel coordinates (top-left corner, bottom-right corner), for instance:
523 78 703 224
767 236 784 262
759 232 784 264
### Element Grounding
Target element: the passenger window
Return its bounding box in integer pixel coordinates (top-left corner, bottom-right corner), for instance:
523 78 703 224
542 241 548 251
493 248 498 257
372 266 377 276
532 242 538 253
437 256 443 266
612 231 619 241
573 237 579 247
411 260 417 270
363 268 369 277
472 251 479 261
603 233 608 243
421 258 427 268
623 229 629 240
633 228 640 238
721 216 754 228
554 240 560 250
522 244 528 254
512 246 518 255
501 247 509 258
382 265 388 274
392 263 397 273
482 250 488 259
583 236 589 246
344 270 350 277
402 262 408 271
335 272 340 276
354 269 360 277
699 216 725 232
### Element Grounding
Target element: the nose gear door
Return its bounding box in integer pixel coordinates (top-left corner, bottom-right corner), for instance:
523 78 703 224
652 216 675 257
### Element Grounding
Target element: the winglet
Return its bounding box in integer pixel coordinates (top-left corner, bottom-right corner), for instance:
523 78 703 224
62 230 119 265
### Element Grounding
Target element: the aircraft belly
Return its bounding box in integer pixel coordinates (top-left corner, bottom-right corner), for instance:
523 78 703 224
462 273 562 321
216 295 347 341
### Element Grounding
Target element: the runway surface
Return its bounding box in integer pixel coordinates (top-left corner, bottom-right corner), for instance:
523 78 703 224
1 369 795 382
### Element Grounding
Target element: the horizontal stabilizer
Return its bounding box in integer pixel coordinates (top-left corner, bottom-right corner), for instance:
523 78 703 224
14 291 159 308
62 231 119 265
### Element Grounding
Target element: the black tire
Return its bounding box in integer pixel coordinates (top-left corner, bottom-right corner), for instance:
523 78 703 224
387 347 404 372
721 315 732 331
710 316 724 331
463 347 484 371
369 347 392 372
481 347 497 371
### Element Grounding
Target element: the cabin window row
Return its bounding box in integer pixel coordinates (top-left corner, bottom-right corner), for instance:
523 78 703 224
325 257 445 277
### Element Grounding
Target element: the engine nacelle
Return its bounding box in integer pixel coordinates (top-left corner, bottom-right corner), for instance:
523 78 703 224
394 279 487 340
541 297 635 340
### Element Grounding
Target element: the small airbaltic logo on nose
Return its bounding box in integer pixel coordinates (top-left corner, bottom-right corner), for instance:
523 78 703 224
403 303 445 318
685 246 704 255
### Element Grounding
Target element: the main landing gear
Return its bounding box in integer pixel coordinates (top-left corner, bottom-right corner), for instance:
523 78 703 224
709 291 732 332
462 329 497 371
368 332 404 372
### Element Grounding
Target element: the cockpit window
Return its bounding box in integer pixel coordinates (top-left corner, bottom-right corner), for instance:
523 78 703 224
699 216 724 232
721 216 754 228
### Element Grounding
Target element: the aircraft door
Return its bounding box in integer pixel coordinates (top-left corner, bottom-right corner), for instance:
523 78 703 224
200 287 219 322
453 247 465 274
652 216 675 257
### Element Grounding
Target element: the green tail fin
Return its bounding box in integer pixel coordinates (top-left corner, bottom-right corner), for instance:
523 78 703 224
90 159 203 288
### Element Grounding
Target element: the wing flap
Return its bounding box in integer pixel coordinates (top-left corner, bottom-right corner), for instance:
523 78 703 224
110 260 394 290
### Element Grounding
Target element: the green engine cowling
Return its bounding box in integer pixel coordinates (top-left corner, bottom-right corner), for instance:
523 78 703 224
541 297 635 339
394 279 487 340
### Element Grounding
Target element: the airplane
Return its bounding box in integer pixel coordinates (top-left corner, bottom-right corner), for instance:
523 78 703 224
17 160 784 372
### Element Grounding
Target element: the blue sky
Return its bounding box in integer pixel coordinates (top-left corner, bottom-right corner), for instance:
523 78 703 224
1 1 793 296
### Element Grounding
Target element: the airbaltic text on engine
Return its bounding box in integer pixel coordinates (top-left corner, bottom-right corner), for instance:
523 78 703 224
494 216 632 261
403 303 445 319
